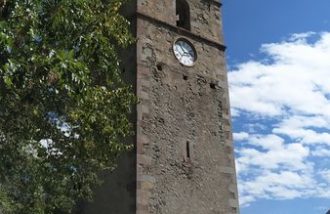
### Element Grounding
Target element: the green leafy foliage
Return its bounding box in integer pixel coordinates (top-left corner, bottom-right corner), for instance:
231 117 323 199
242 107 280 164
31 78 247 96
0 0 135 213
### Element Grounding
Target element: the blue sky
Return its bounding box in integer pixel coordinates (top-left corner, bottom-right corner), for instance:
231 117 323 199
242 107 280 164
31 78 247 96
222 1 330 214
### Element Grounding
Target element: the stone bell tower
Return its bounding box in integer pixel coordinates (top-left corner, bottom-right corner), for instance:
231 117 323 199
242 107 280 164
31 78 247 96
81 0 239 213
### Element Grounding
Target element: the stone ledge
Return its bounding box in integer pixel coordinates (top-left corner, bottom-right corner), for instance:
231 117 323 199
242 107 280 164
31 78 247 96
135 12 226 51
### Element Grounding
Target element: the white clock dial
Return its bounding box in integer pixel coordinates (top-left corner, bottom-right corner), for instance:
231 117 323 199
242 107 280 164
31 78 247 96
173 38 197 66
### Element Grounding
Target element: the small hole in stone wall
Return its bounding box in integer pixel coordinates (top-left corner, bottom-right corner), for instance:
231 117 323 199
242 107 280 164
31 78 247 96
122 68 126 73
183 75 188 80
210 83 216 89
186 141 191 159
156 64 163 71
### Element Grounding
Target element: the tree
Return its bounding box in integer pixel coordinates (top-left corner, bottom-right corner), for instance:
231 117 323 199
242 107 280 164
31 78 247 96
0 0 134 213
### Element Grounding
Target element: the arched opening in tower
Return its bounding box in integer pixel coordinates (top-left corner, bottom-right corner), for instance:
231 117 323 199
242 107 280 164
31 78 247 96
176 0 191 30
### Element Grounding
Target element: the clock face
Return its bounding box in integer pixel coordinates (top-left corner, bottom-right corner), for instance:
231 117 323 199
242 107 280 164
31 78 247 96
173 38 197 66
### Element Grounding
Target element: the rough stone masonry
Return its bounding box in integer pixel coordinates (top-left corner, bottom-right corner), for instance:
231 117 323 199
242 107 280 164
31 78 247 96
79 0 240 213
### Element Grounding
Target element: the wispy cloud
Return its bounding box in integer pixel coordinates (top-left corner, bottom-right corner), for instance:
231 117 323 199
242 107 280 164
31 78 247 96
229 32 330 206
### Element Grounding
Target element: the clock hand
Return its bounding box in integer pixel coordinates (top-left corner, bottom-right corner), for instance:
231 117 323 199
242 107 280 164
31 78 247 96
179 45 186 55
182 46 189 54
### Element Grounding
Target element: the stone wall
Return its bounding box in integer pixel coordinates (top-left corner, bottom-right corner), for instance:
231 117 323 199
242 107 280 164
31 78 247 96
136 0 224 44
135 0 239 213
79 10 138 214
80 0 239 213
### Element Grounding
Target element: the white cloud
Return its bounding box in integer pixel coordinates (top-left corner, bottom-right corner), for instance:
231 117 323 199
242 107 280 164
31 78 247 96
230 32 330 118
319 169 330 183
238 169 317 207
288 32 316 42
311 146 330 157
233 132 249 141
229 32 330 207
237 134 310 173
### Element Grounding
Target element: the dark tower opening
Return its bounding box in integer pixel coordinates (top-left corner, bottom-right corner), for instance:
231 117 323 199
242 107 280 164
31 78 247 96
186 141 191 159
176 0 191 30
